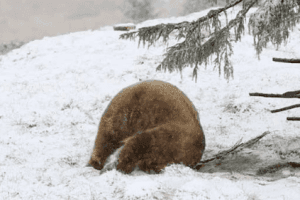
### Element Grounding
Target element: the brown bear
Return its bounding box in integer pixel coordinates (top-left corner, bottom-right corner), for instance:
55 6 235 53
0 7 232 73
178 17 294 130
87 80 205 173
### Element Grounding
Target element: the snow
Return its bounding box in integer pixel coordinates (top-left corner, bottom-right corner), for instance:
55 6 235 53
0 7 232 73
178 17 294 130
1 6 300 200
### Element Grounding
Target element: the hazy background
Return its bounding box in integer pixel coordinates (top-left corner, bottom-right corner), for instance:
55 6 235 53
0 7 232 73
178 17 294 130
0 0 240 44
0 0 188 43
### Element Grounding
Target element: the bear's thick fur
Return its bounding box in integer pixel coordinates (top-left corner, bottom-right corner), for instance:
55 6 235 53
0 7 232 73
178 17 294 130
88 80 205 173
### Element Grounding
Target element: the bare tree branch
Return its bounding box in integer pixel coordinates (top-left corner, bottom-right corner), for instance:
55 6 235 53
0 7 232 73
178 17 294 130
287 117 300 121
194 131 271 170
257 162 300 175
271 104 300 113
282 90 300 97
273 57 300 63
249 92 300 98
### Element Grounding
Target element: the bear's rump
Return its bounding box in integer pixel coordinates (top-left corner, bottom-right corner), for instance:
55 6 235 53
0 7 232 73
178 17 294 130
116 122 205 173
88 80 205 173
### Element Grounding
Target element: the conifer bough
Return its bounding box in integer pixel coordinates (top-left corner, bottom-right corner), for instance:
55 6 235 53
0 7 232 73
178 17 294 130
120 0 300 82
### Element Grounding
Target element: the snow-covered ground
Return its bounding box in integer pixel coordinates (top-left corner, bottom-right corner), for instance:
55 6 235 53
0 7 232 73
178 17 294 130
1 7 300 200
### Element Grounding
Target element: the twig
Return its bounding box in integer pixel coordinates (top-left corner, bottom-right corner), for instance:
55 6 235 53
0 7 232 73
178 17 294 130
273 57 300 63
193 131 271 169
271 104 300 113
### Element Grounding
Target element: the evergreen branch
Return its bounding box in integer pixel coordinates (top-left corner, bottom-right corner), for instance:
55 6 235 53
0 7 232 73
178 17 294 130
119 0 244 47
249 0 299 58
157 0 257 82
183 0 244 40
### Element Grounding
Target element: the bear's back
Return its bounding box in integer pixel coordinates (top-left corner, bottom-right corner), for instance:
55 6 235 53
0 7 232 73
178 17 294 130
104 80 200 128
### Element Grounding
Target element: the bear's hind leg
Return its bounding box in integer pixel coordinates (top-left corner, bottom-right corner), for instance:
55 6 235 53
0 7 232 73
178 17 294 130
116 130 152 173
117 125 182 174
88 133 124 171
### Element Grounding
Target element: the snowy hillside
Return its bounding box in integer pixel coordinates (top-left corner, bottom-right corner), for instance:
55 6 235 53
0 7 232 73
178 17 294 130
1 7 300 199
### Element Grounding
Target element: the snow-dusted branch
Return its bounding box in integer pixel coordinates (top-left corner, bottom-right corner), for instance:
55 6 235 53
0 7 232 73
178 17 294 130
119 0 244 46
193 131 271 170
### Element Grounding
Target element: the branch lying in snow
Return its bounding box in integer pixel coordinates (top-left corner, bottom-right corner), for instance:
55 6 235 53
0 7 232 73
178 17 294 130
250 90 300 113
193 131 271 170
249 91 300 98
287 117 300 121
271 104 300 113
282 90 300 97
273 57 300 63
257 162 300 175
